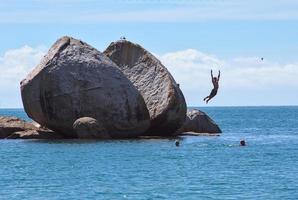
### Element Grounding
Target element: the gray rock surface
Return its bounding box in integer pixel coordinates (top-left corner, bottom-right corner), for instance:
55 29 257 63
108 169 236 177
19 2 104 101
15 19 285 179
0 116 63 139
104 40 186 135
21 36 150 138
0 116 36 138
73 117 110 139
178 132 220 136
176 109 222 134
6 130 64 139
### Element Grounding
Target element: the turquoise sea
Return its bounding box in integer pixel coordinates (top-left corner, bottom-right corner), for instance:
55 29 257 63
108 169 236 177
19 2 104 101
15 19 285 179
0 107 298 199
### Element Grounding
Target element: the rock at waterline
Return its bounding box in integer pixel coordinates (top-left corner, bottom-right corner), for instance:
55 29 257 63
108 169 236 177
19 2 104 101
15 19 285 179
6 129 64 139
176 109 222 134
20 36 150 138
0 116 63 139
73 117 110 139
0 116 36 138
104 40 187 135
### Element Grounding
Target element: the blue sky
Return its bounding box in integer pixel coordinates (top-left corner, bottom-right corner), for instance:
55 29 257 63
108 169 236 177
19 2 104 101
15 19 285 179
0 0 298 107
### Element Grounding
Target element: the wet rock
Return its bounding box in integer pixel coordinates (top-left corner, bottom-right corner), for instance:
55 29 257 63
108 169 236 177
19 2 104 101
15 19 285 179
0 116 37 138
178 132 220 136
104 40 186 135
6 129 64 139
176 109 222 134
21 36 150 138
73 117 110 139
0 116 64 139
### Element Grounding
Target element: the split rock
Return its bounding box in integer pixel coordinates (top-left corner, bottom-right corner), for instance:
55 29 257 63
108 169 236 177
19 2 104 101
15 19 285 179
21 36 150 138
104 40 186 135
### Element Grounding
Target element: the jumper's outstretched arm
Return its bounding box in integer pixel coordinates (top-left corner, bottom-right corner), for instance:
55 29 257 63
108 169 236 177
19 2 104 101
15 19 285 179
211 70 214 80
218 70 221 80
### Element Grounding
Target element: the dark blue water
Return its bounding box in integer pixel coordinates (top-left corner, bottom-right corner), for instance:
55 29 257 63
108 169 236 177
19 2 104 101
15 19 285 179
0 107 298 199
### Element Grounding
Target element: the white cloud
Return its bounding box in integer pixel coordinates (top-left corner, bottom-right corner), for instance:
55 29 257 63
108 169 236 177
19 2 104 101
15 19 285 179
158 49 298 106
0 46 46 107
0 45 297 107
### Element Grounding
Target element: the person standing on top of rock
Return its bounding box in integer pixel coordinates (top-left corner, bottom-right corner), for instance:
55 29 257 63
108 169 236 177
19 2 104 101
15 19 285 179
203 70 220 104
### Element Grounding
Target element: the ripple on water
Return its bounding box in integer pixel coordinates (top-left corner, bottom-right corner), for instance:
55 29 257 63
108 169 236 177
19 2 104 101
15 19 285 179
0 107 298 199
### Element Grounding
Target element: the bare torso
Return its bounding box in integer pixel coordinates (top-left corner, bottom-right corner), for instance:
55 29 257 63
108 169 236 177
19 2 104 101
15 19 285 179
212 80 219 90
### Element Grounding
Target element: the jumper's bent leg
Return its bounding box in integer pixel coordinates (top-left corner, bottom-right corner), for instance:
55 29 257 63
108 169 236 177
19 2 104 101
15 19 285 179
206 95 216 104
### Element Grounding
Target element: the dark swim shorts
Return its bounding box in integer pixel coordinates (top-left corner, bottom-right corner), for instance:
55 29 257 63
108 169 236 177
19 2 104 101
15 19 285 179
210 88 218 97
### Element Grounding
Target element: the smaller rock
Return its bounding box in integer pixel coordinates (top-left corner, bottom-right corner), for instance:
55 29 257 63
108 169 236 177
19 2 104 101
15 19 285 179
176 109 222 134
0 116 37 138
73 117 110 139
1 116 65 139
6 130 65 139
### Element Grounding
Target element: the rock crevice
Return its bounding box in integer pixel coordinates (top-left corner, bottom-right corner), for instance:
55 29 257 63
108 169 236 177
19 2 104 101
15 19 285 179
104 40 187 135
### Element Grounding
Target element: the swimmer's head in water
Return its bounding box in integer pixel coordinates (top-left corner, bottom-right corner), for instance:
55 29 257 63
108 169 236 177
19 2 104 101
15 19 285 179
175 140 180 147
240 140 246 146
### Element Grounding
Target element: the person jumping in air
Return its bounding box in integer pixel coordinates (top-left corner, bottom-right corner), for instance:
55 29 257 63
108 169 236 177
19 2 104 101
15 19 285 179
203 70 220 104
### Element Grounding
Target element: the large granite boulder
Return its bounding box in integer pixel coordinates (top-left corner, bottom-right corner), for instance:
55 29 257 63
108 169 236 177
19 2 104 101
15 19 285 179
21 36 150 138
176 109 222 134
73 117 110 139
104 40 186 135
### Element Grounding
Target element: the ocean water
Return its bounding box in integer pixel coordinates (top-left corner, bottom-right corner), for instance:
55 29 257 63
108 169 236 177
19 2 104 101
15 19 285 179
0 107 298 200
